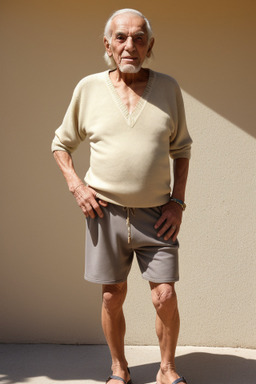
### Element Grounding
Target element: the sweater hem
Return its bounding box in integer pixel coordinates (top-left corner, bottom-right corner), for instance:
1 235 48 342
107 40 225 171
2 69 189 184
92 188 171 208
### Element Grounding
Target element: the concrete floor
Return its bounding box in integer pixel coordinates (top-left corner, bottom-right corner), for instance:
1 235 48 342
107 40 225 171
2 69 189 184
0 344 256 384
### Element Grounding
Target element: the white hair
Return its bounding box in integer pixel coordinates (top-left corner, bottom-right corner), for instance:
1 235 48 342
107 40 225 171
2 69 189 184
103 8 154 68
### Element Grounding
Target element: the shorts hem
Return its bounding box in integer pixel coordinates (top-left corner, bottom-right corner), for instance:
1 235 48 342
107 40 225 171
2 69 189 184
142 274 180 283
84 274 128 285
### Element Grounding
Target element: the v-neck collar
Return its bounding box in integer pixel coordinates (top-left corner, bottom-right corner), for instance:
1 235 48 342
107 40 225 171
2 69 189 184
104 69 155 128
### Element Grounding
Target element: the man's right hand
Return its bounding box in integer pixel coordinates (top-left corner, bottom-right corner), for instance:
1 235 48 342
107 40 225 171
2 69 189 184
52 151 108 218
72 184 108 218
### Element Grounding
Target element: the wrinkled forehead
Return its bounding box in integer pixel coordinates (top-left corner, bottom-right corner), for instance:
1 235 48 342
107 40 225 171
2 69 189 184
110 13 148 37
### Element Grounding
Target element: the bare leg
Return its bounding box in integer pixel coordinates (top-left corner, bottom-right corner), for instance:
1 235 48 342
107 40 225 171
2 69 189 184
102 282 131 383
150 282 181 384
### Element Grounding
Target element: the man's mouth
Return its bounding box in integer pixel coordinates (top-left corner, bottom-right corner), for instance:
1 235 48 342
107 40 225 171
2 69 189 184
121 57 138 62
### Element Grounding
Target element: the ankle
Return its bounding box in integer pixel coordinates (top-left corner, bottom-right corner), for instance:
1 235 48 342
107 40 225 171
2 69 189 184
157 364 179 384
111 362 129 375
160 362 176 374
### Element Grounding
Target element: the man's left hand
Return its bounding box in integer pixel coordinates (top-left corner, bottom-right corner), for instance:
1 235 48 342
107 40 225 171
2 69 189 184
154 200 183 241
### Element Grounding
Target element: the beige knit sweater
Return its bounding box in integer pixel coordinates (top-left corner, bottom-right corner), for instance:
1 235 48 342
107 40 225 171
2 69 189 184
52 70 192 207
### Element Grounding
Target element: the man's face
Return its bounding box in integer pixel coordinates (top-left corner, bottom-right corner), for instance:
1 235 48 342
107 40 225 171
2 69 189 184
105 13 154 73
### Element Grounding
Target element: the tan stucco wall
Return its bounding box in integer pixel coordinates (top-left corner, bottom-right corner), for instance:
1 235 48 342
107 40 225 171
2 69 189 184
1 0 255 347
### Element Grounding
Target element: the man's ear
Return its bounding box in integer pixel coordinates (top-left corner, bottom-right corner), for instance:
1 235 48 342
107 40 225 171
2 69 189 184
147 37 155 58
104 37 112 57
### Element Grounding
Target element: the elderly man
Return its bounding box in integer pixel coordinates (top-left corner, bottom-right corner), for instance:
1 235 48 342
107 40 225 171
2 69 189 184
52 8 192 384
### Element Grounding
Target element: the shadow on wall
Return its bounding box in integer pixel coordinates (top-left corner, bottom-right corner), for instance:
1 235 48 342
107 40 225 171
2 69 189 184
152 1 256 138
0 345 255 384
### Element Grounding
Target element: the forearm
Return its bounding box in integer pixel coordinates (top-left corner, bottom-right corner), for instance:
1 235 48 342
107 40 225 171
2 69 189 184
53 150 83 192
53 150 107 218
171 158 189 201
155 158 189 240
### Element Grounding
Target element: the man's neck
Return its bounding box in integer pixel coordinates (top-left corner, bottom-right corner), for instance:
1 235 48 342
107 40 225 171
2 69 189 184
110 67 149 86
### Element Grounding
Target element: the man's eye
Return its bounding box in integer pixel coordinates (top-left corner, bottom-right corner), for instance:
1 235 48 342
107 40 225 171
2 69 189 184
117 35 125 41
135 36 144 43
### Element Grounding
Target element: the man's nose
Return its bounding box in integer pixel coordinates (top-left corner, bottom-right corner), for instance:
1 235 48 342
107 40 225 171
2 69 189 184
125 36 135 51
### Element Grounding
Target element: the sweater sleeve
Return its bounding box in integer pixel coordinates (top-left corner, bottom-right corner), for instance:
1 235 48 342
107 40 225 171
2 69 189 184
51 83 87 154
169 83 192 160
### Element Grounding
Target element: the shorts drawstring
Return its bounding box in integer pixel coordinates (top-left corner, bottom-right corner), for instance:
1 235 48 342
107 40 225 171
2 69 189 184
124 207 135 244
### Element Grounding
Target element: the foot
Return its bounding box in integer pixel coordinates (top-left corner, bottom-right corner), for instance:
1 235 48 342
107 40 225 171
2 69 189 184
106 366 131 384
156 366 185 384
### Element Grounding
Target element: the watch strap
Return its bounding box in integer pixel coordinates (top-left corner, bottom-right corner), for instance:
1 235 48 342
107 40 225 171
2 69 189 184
170 197 186 211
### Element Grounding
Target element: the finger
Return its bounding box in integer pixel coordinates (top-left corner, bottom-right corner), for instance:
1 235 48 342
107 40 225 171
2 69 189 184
157 222 171 238
90 200 104 218
154 214 167 229
99 199 108 207
79 201 94 218
80 204 89 218
86 188 106 218
172 229 179 242
83 209 89 218
84 202 96 219
165 226 180 241
87 209 96 219
164 226 177 241
87 195 107 218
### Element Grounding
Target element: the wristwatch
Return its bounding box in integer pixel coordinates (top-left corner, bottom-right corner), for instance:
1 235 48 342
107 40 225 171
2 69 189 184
170 197 186 211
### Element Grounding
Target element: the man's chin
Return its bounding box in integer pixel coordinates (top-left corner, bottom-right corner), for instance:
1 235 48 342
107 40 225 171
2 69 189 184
118 64 142 74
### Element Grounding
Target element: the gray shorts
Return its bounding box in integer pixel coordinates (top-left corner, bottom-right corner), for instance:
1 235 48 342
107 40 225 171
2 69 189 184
84 203 179 284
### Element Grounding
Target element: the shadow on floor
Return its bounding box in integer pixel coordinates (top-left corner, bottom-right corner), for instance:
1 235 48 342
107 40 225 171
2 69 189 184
175 352 256 384
0 345 255 384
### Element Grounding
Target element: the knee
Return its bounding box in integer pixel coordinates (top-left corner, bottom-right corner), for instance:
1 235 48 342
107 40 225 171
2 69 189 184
102 283 127 313
151 283 177 312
